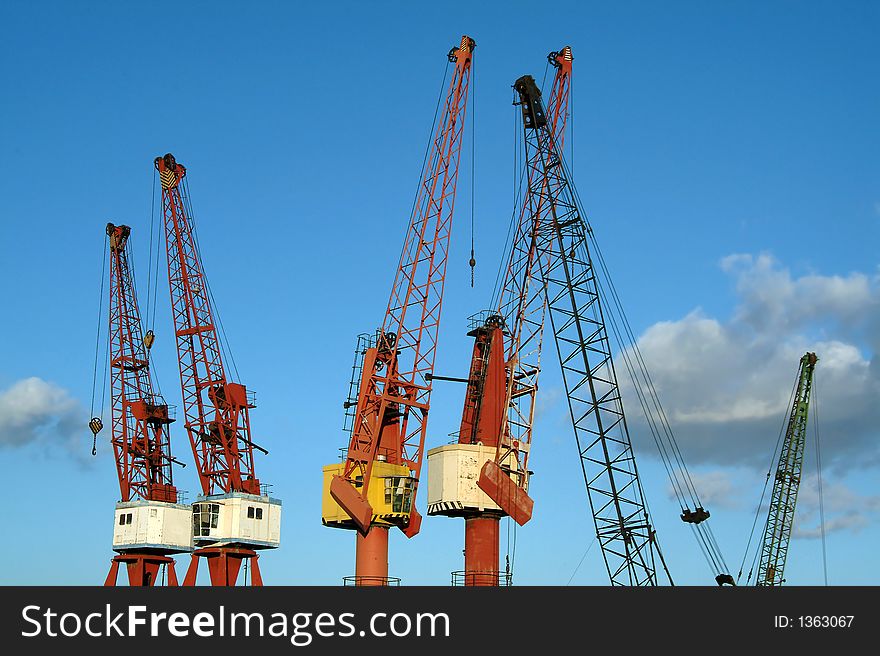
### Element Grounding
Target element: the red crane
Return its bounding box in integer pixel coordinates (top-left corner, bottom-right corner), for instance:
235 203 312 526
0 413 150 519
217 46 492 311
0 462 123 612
321 35 475 585
97 223 191 586
155 154 281 586
426 47 573 586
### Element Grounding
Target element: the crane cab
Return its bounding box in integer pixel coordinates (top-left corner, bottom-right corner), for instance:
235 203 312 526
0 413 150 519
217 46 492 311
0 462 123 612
425 443 530 517
191 492 282 549
322 460 416 530
112 500 193 554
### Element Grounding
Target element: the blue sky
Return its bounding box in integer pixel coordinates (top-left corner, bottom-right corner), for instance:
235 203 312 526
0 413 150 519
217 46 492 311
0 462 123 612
0 1 878 586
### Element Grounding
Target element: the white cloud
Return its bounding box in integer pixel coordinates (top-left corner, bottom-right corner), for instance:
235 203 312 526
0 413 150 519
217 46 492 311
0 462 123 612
793 476 880 539
0 377 87 457
622 253 880 469
720 253 877 337
668 469 741 510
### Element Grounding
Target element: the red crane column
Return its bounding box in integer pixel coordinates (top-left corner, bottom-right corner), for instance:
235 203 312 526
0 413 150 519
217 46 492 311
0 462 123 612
426 47 573 586
321 35 475 585
155 154 281 586
98 223 191 586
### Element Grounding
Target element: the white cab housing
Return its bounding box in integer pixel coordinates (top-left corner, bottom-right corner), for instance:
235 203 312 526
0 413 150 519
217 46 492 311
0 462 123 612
191 492 281 549
427 443 529 516
112 500 193 553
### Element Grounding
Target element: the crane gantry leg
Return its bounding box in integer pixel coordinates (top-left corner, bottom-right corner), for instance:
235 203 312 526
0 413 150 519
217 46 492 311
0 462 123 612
104 554 179 587
182 547 262 587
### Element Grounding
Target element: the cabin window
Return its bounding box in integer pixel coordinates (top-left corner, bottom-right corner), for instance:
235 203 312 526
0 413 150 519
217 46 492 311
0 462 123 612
384 477 414 513
193 503 220 537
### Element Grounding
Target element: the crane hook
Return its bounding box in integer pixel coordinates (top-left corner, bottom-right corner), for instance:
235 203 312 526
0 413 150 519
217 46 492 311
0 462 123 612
88 417 103 456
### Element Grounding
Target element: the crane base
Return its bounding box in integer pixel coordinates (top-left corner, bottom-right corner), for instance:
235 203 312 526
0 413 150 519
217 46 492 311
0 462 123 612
104 553 179 587
182 546 263 586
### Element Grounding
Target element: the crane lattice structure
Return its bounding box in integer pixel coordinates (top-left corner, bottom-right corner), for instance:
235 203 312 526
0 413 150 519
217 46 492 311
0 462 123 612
322 35 475 586
426 47 573 586
98 223 191 586
756 352 818 586
155 153 281 586
513 73 667 586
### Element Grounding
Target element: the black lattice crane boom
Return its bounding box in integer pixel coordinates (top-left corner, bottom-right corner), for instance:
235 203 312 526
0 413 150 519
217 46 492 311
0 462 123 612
512 74 667 586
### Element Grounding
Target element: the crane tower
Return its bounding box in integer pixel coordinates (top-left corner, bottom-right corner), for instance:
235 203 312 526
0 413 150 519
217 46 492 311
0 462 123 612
426 47 574 586
99 223 191 586
155 154 281 586
756 352 818 586
321 36 475 585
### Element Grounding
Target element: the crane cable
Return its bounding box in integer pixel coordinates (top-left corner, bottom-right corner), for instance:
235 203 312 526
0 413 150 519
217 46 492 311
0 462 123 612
396 58 449 294
178 176 242 384
566 535 597 585
813 377 828 585
557 149 732 581
88 232 109 455
737 373 799 584
492 80 684 583
469 58 476 287
144 166 166 399
145 166 164 398
488 98 527 313
503 515 518 585
127 210 163 401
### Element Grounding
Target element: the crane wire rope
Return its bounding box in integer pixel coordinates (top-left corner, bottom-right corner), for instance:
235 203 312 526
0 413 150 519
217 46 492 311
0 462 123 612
89 232 109 455
491 81 681 585
469 58 476 287
813 377 828 585
387 56 450 328
566 535 597 585
143 167 165 398
556 146 731 579
737 372 799 584
178 176 242 385
488 94 528 313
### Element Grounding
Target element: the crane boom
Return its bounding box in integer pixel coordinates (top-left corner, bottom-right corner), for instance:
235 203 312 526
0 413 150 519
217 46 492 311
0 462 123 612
107 223 177 503
514 74 665 586
425 47 573 586
482 47 575 517
155 153 280 587
101 223 191 586
756 352 818 586
323 36 475 585
155 153 259 497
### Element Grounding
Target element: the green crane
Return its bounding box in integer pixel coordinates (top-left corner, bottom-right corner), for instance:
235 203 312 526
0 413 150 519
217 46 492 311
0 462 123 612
756 352 818 586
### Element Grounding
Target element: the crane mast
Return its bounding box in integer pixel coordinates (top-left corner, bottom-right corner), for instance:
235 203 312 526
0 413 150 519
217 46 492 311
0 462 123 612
514 74 665 586
101 223 191 586
155 153 281 586
426 47 573 586
756 352 818 586
322 35 475 585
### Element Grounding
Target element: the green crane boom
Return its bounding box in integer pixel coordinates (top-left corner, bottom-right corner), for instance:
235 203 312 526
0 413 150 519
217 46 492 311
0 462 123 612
756 351 818 586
